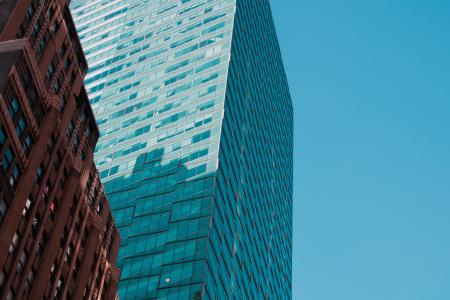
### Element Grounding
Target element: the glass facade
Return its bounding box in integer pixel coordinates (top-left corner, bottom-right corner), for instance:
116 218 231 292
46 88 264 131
71 0 292 299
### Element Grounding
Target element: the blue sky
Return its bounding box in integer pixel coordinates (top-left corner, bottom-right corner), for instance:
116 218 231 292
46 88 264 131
270 0 450 299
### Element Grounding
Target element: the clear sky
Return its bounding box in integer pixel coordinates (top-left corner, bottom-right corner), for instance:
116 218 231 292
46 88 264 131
269 0 450 299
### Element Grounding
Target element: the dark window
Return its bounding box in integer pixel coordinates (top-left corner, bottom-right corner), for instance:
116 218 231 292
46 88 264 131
24 269 35 291
16 250 28 273
31 22 41 38
67 120 75 137
6 289 14 300
37 35 47 57
60 226 68 248
22 198 32 217
53 79 61 94
22 132 33 156
37 232 47 256
46 6 55 19
50 20 60 35
47 134 55 152
31 215 39 236
70 71 77 85
46 62 55 83
55 279 64 298
0 197 7 226
8 97 19 118
2 147 14 172
59 40 68 58
0 126 6 147
42 183 51 203
49 201 57 220
26 4 35 18
9 232 20 255
65 245 73 263
0 269 5 290
7 96 34 155
64 56 72 71
10 165 21 188
73 134 80 152
17 27 25 38
49 263 57 282
35 164 44 182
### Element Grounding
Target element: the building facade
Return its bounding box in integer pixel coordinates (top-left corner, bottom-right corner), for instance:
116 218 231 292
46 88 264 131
72 0 292 299
0 0 120 299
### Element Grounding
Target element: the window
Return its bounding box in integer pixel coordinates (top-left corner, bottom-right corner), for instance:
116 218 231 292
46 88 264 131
37 37 46 55
2 147 14 172
70 71 77 85
24 269 35 291
73 259 80 279
55 279 63 298
49 263 56 282
42 184 51 203
17 251 28 273
46 62 55 83
65 245 73 263
61 89 70 112
73 135 80 153
17 26 26 39
16 116 26 136
31 22 40 38
59 41 68 58
60 226 68 247
35 165 44 182
47 134 55 152
31 216 39 235
50 201 57 220
8 97 20 118
53 79 61 94
6 289 14 300
22 198 32 216
0 197 7 225
10 165 21 188
0 126 6 146
50 21 60 35
46 6 55 19
64 57 72 71
9 232 20 255
0 269 5 290
37 232 47 256
7 96 34 155
21 132 33 155
67 120 75 137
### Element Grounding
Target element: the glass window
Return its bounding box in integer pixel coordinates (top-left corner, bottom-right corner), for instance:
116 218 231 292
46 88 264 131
0 126 6 146
2 147 14 171
0 269 5 289
17 251 28 273
10 165 21 188
9 232 20 255
46 62 55 82
22 198 32 216
24 269 35 291
35 165 44 182
8 97 19 119
0 197 7 225
6 289 14 300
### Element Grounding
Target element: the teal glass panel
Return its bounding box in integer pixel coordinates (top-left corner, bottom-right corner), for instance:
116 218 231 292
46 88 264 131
71 0 292 299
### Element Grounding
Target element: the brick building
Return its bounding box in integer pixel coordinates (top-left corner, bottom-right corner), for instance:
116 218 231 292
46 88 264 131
0 0 120 299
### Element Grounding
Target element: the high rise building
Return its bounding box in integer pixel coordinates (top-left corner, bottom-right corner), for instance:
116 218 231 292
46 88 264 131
0 0 120 299
72 0 293 299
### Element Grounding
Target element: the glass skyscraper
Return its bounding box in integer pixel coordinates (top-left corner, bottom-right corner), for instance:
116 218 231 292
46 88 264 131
71 0 293 299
